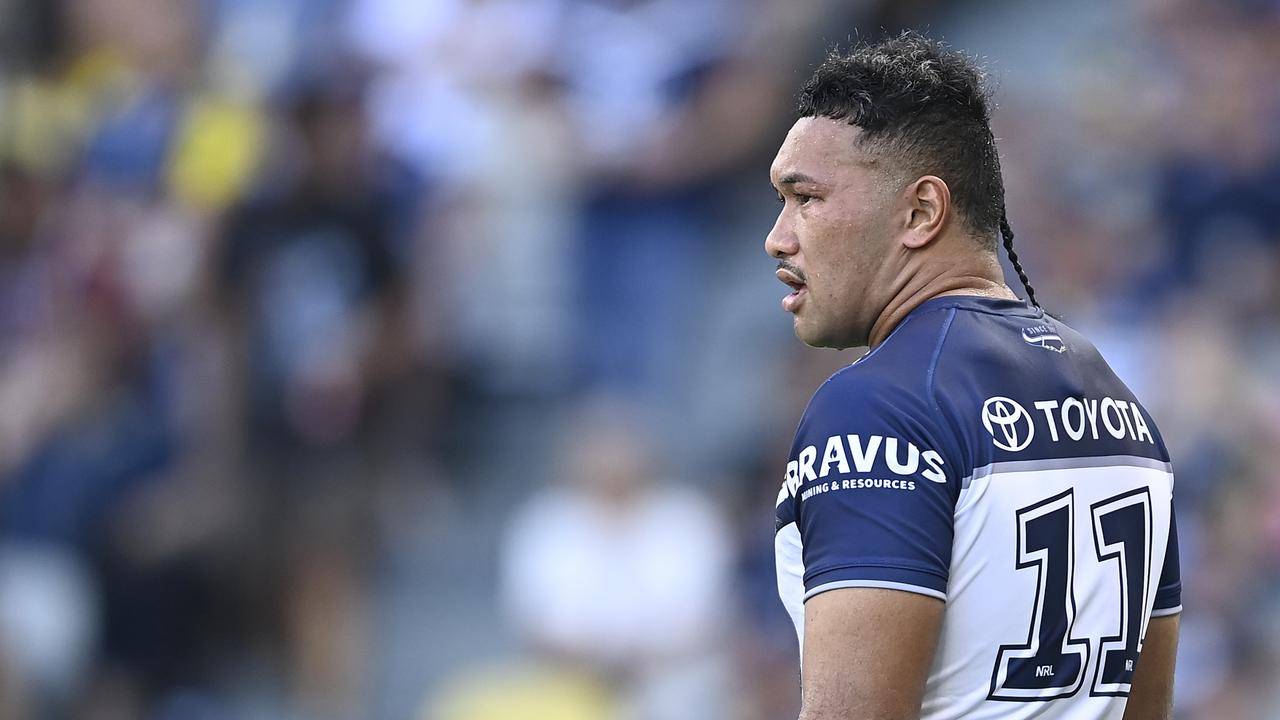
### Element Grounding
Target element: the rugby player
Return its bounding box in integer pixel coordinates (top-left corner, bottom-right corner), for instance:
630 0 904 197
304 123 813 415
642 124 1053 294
769 32 1180 720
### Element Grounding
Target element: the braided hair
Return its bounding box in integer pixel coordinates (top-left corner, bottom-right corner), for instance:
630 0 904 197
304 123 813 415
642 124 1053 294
999 211 1040 309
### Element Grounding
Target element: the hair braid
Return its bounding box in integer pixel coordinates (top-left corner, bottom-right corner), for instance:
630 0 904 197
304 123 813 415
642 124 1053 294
999 210 1040 309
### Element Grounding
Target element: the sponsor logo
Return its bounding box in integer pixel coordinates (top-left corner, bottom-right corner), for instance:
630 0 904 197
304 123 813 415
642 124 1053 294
983 396 1035 452
980 395 1157 452
1022 325 1066 353
776 433 946 505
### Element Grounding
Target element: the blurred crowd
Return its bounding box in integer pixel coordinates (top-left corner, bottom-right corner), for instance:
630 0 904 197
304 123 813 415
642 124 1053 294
0 0 1277 718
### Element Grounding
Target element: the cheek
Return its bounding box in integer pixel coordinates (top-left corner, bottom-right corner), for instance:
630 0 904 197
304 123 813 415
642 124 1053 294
800 203 876 279
808 236 877 317
810 234 864 288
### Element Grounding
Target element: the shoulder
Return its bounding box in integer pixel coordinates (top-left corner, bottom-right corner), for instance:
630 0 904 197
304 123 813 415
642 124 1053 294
802 366 930 431
793 360 963 491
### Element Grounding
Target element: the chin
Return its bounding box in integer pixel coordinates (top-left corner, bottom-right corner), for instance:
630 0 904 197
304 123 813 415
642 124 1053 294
794 318 863 350
794 323 839 349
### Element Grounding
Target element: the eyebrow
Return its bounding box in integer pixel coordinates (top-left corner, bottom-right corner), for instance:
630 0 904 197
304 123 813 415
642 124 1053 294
773 172 821 190
779 172 818 185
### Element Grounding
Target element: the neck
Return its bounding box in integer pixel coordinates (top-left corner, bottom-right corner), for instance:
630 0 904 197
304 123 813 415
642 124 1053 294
866 254 1017 348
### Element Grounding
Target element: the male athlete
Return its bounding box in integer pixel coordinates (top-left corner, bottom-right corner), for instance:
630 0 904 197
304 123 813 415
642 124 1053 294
770 33 1180 720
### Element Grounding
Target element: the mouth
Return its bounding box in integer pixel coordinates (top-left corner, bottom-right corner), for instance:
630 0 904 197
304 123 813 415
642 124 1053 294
776 266 808 313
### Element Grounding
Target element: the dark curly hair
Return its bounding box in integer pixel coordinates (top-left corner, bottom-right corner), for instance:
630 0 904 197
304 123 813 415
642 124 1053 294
798 31 1039 308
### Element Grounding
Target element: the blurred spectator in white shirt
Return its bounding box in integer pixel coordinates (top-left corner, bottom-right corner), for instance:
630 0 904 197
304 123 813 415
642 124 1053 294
501 397 733 720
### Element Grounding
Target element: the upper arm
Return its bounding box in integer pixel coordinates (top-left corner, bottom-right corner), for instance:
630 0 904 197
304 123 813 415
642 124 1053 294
800 587 944 720
1123 614 1179 720
781 373 961 717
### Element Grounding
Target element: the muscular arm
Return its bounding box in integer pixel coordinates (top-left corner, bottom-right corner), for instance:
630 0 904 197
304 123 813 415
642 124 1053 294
1123 614 1180 720
799 588 944 720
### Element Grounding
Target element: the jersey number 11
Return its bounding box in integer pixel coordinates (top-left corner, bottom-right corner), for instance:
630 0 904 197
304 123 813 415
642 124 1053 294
988 486 1152 701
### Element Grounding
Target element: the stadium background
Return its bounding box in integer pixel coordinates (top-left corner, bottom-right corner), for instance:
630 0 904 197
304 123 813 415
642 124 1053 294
0 0 1276 718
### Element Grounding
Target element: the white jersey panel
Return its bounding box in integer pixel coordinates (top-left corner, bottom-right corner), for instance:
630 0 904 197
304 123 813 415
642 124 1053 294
919 457 1176 720
775 522 806 653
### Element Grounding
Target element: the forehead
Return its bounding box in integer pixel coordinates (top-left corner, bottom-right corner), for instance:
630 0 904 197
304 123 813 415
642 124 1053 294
770 116 878 185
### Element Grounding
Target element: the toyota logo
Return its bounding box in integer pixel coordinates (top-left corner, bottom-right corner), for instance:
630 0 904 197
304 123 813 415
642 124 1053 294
982 396 1034 452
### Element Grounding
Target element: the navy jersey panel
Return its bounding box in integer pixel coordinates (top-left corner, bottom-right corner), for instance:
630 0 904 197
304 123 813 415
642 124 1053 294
926 299 1172 471
1154 503 1182 613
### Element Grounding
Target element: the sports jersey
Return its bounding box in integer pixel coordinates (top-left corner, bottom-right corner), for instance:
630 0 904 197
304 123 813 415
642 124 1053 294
774 295 1181 719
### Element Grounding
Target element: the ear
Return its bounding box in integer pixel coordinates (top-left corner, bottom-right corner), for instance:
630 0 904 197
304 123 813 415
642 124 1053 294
901 175 951 249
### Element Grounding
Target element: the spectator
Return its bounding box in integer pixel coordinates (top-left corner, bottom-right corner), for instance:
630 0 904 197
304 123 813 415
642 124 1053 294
501 397 733 720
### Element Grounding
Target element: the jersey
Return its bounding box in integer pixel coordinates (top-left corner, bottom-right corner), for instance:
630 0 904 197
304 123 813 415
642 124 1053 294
774 295 1181 720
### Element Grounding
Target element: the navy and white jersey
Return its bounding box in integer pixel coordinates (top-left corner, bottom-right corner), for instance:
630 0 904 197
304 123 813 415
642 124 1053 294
775 295 1181 720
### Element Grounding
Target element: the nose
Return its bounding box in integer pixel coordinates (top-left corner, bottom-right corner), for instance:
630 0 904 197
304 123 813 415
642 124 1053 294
765 209 798 259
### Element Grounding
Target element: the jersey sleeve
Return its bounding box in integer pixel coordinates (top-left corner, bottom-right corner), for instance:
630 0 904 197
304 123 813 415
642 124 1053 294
1151 500 1182 616
789 371 962 603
